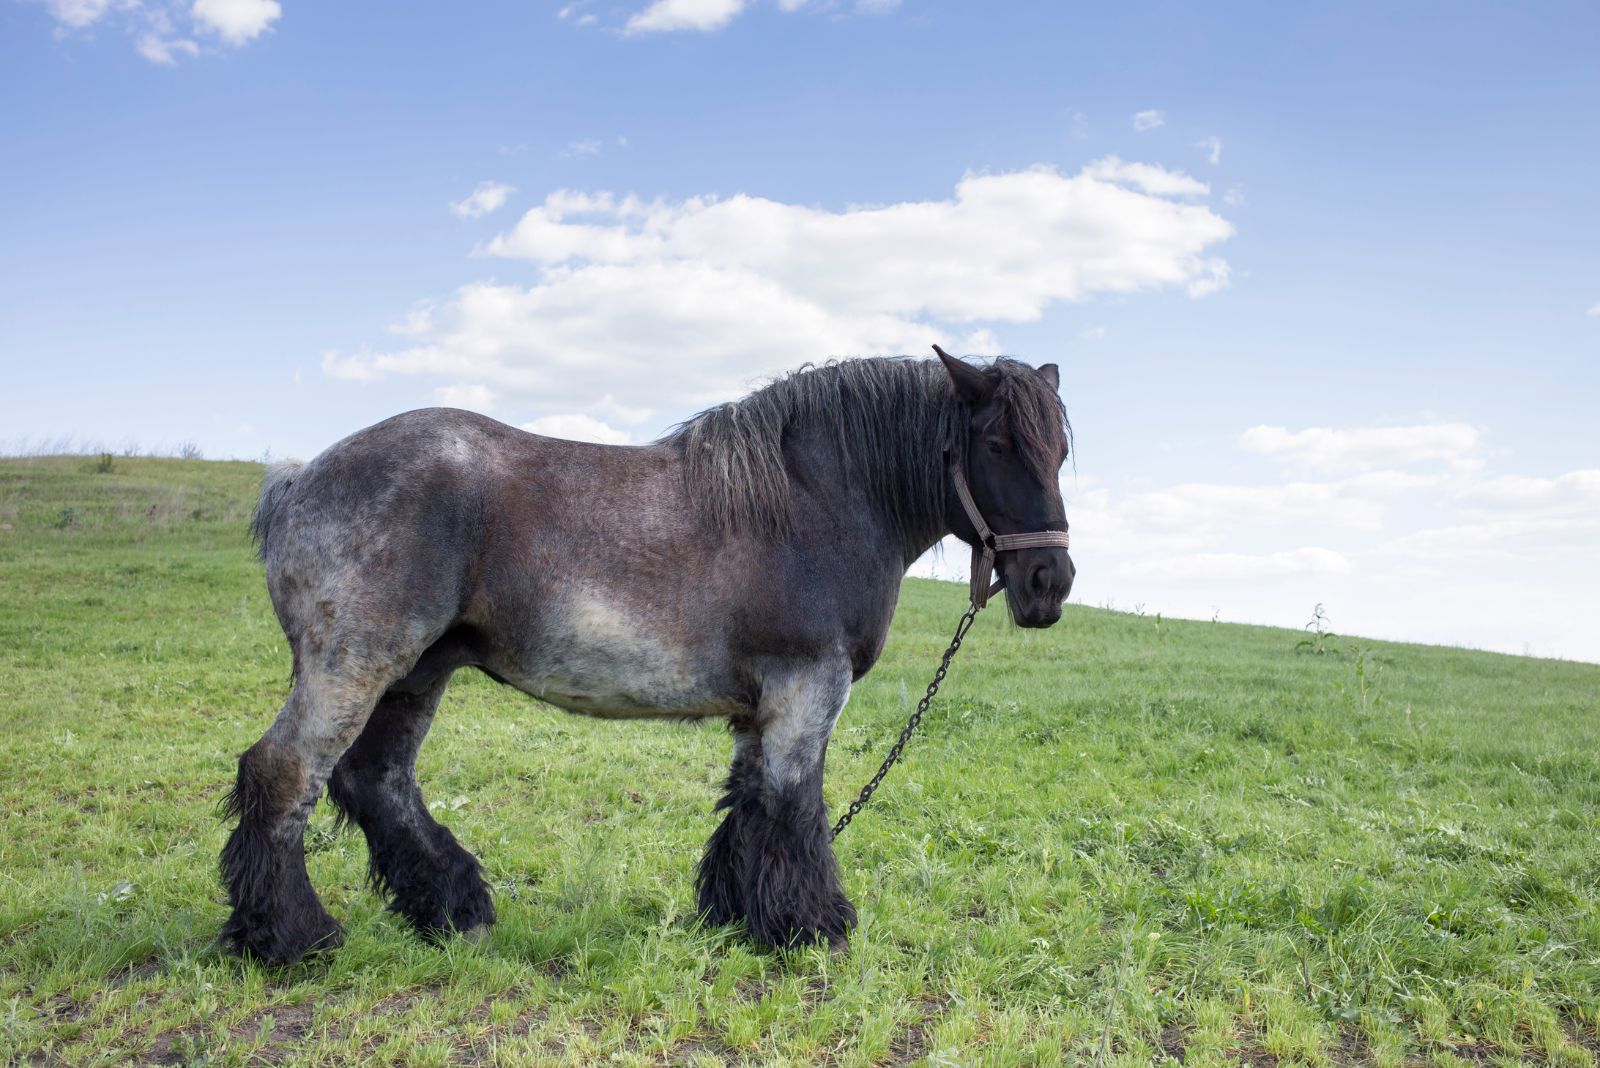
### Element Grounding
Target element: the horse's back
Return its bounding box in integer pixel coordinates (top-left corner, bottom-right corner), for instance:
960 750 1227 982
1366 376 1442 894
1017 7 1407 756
259 409 718 686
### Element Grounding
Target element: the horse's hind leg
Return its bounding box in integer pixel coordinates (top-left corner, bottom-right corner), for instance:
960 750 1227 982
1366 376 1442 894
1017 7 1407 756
220 667 383 964
327 659 495 942
697 661 857 949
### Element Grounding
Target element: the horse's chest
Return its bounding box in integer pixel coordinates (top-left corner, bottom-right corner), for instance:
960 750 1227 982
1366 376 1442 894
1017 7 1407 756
504 592 738 719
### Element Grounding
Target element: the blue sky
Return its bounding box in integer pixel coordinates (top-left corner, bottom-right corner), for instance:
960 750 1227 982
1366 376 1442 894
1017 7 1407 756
4 0 1598 659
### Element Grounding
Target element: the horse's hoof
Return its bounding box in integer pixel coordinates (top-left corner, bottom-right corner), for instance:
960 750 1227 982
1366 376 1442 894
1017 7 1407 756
220 913 343 967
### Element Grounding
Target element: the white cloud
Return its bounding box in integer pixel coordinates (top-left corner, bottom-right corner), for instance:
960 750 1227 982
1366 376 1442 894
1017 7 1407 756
449 181 516 220
321 265 934 414
136 30 198 63
1082 156 1208 197
1454 469 1600 509
42 0 275 61
388 301 435 337
1197 135 1222 165
564 139 603 158
1079 326 1106 341
433 383 496 412
327 163 1234 422
1034 417 1600 660
624 0 746 34
521 413 631 445
1223 185 1246 207
191 0 279 44
1132 109 1165 132
621 0 894 32
1072 471 1431 554
1379 515 1600 563
485 163 1231 321
1587 302 1600 316
1115 547 1353 581
48 0 119 28
1240 422 1480 474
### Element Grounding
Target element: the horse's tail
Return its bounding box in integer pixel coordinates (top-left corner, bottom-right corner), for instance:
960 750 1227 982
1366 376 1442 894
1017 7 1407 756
250 460 305 560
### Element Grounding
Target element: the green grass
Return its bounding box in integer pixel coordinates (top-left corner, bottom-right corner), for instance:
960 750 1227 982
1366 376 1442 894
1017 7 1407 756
2 454 1599 1067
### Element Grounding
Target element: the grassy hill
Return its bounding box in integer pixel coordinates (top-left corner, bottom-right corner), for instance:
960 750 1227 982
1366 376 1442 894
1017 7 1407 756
2 455 1598 1067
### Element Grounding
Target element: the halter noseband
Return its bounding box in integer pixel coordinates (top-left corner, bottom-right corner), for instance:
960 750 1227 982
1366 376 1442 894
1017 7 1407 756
948 456 1071 609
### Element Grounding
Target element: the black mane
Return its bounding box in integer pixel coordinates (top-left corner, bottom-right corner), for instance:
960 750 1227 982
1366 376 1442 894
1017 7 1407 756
659 355 1068 542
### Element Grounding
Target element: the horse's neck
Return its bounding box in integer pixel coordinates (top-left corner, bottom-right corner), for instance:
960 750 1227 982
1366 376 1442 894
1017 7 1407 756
785 414 952 568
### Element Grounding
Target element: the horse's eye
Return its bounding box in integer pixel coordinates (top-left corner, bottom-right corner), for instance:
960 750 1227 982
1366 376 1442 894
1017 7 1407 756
986 441 1004 457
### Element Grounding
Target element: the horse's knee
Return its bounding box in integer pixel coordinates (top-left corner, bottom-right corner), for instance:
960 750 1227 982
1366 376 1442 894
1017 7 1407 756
225 737 311 829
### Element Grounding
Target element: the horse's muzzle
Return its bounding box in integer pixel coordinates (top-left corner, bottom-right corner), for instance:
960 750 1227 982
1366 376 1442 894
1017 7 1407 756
1006 549 1073 628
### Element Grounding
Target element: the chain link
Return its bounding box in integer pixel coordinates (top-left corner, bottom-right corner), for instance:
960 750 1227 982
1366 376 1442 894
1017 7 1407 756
830 600 984 840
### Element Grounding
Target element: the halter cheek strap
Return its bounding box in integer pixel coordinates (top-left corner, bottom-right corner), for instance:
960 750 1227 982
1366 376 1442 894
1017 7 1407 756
948 458 1071 609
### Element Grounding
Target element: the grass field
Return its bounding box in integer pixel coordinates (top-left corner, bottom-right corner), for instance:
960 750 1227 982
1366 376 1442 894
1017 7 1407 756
2 455 1598 1067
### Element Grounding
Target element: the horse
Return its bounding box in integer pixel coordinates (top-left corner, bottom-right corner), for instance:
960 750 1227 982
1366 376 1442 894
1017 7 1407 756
220 348 1074 965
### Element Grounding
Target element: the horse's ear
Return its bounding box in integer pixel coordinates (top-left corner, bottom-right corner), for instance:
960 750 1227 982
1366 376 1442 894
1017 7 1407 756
934 345 993 404
1037 363 1060 390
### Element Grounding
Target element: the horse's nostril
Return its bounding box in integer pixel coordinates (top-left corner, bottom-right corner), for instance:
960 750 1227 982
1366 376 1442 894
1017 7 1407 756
1029 563 1050 596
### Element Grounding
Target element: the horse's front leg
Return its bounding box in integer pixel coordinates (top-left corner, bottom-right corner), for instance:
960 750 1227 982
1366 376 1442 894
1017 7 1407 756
697 661 856 949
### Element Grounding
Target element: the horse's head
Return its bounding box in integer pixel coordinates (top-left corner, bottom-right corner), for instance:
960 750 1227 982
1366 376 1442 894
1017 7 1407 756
938 346 1075 628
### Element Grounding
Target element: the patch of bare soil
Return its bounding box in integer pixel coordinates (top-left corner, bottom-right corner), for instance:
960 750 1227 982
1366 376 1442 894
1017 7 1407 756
886 993 952 1066
1158 1022 1188 1063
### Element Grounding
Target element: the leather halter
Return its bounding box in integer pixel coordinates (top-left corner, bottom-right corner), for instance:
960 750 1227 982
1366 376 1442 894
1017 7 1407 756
949 456 1071 609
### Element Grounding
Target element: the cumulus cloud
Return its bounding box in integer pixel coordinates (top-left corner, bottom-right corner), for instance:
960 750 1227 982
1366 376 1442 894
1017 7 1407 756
621 0 894 31
1082 156 1208 197
521 413 632 445
450 181 516 219
624 0 746 33
484 163 1231 321
48 0 119 28
1378 515 1600 563
1240 422 1480 474
433 383 496 412
1197 136 1222 164
136 30 198 63
1057 417 1600 659
191 0 280 44
41 0 276 61
1132 109 1165 132
1115 547 1353 581
1454 469 1600 509
327 163 1233 425
556 2 598 26
1588 302 1600 316
1070 472 1432 561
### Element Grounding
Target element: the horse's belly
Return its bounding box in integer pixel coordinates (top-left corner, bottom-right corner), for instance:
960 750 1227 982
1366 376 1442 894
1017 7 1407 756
500 592 741 720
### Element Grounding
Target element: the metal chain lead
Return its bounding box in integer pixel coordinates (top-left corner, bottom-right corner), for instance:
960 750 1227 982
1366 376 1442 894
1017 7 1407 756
830 600 983 840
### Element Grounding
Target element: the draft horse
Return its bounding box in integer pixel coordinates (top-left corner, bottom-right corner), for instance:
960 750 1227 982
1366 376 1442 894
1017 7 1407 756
220 349 1074 964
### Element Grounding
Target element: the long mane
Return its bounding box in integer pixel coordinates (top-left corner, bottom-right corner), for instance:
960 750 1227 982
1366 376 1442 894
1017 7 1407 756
658 355 1069 541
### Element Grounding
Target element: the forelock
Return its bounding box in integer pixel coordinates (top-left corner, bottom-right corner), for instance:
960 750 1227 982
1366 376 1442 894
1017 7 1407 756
989 358 1071 484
